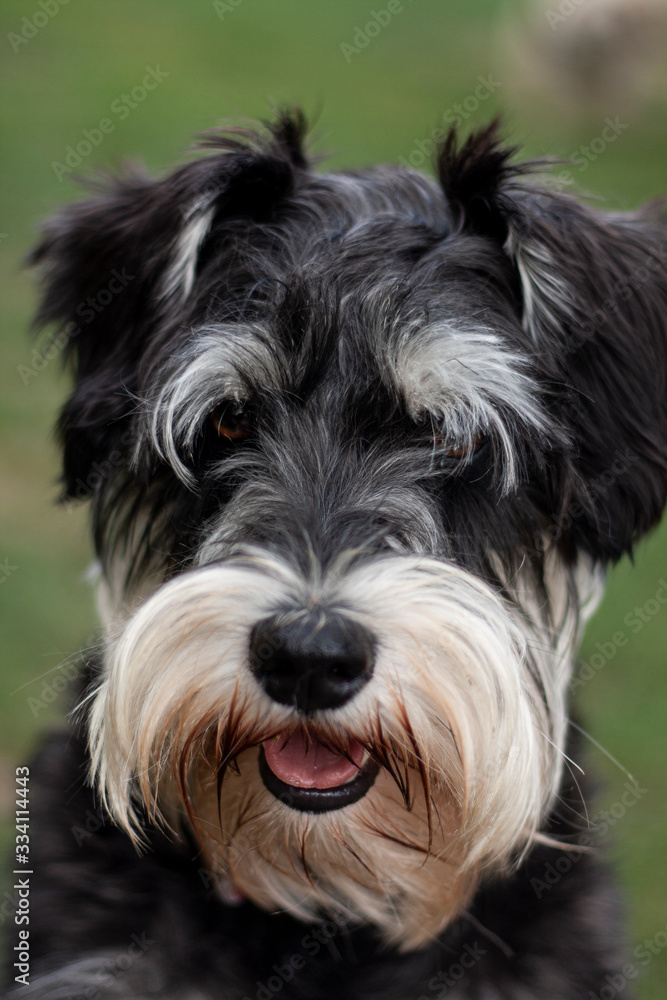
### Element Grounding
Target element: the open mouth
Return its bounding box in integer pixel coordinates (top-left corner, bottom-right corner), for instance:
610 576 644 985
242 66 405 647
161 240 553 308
259 730 379 813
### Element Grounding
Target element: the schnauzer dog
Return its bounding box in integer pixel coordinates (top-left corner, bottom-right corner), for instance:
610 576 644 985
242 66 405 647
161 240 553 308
6 112 667 999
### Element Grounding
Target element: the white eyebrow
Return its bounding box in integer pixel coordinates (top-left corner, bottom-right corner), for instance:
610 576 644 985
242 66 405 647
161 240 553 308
386 321 549 487
140 324 282 485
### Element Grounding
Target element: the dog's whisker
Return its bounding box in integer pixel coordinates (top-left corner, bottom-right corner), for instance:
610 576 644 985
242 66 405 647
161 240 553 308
568 720 637 785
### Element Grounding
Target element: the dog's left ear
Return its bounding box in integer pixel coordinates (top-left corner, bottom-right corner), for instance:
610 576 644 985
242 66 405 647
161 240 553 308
29 110 309 500
438 121 667 562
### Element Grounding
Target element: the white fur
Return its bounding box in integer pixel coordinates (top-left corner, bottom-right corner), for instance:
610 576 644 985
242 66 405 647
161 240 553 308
387 320 550 487
505 233 574 343
142 314 550 495
89 546 585 948
160 196 217 304
140 325 281 485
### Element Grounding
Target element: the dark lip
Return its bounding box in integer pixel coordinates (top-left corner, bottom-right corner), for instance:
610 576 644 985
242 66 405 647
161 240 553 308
258 745 379 814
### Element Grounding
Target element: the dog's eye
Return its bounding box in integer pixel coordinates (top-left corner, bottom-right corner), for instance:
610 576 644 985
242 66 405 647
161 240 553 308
210 402 251 442
437 432 484 460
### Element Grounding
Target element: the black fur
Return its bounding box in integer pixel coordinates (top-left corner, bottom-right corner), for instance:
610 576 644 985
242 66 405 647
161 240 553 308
28 117 667 580
5 111 667 998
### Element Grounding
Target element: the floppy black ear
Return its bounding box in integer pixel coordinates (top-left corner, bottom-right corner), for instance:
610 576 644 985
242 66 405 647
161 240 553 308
437 122 667 562
30 109 309 501
509 197 667 562
31 168 177 501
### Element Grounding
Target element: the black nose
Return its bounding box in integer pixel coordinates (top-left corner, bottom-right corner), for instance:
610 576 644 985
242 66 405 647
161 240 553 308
249 612 375 713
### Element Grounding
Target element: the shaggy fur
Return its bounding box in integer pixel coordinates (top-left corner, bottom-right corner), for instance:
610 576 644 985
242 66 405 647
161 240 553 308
4 111 667 998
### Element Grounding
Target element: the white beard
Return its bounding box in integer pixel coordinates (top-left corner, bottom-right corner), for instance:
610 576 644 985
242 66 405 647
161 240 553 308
88 547 601 949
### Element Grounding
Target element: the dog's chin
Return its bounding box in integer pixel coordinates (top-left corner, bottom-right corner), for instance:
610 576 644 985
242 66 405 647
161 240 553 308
188 742 478 950
258 733 380 813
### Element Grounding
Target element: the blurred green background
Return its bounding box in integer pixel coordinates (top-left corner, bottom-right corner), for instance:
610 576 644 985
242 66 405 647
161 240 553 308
1 0 666 994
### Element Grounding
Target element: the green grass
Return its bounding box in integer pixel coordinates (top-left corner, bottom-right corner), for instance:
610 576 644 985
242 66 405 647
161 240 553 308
1 1 667 994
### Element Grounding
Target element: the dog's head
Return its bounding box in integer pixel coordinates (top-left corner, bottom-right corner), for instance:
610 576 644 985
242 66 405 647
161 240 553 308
32 113 667 948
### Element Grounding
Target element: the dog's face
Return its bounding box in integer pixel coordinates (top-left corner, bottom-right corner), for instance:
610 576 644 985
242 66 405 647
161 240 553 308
32 114 667 949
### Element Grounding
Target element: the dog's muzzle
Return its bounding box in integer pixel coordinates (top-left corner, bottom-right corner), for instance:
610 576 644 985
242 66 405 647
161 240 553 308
249 610 378 812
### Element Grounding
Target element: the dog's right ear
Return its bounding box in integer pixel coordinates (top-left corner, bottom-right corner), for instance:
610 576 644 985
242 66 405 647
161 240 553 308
437 120 667 563
29 110 309 501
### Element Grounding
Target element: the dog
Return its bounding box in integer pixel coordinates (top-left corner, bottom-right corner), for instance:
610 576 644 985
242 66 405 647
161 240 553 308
5 111 667 999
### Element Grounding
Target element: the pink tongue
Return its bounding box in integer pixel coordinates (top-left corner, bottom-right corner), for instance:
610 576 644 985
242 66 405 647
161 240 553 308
263 732 364 789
